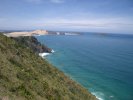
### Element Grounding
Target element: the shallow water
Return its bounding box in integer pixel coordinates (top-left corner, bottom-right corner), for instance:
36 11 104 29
36 33 133 100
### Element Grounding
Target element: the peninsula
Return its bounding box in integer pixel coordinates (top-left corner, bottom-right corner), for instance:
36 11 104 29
4 30 81 37
5 30 48 37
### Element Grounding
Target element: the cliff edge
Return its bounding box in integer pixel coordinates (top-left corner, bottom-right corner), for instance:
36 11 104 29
0 33 97 100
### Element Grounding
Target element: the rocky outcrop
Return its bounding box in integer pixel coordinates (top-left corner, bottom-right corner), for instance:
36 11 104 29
12 36 52 54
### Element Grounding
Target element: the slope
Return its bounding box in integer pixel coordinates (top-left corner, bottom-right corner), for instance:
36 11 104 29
0 33 97 100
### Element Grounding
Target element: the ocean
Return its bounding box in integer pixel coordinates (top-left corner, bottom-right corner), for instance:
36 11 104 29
36 33 133 100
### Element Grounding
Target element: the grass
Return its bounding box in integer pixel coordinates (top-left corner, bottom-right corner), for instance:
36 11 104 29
0 33 97 100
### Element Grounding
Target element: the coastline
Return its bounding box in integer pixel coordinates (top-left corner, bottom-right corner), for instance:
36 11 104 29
0 33 97 99
4 30 48 37
36 36 101 100
0 32 97 100
38 33 133 100
28 36 97 99
43 53 101 100
34 35 100 100
37 43 99 100
45 55 101 100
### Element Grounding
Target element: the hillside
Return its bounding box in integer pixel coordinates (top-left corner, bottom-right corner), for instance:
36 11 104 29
0 33 97 100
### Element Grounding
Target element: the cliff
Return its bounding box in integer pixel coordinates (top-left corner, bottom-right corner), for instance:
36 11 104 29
12 36 52 53
0 33 97 100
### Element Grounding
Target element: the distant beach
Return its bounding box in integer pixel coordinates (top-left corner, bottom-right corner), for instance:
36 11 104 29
5 30 48 37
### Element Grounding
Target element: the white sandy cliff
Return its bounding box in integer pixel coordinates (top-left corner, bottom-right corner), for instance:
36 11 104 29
5 30 48 37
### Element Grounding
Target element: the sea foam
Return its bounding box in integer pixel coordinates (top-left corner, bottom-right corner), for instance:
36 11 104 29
92 92 104 100
39 49 55 58
39 53 50 57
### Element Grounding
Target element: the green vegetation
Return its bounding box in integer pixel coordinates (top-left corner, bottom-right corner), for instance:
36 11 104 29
0 33 97 100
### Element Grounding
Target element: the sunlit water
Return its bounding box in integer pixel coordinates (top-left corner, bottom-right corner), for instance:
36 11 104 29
36 33 133 100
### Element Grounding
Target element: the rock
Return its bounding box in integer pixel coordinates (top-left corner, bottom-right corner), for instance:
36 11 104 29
12 36 52 53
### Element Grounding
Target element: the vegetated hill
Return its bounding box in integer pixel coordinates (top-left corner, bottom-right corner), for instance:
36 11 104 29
0 33 97 100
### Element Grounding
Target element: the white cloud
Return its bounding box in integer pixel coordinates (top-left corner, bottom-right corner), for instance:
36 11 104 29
0 18 7 22
29 17 133 33
1 16 133 33
36 17 133 28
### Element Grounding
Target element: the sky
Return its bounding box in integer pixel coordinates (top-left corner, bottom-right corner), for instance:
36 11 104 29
0 0 133 33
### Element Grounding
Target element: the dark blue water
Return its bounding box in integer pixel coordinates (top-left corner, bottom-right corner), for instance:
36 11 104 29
36 33 133 100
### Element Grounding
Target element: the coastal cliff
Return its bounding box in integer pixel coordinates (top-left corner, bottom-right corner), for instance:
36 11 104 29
12 36 52 54
0 33 97 100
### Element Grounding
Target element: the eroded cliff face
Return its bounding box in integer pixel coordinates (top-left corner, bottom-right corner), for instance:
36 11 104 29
12 36 52 53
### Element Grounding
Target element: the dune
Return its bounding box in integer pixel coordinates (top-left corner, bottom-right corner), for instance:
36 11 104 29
6 30 48 37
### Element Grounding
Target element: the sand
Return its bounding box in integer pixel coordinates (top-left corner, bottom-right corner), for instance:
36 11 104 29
5 30 48 37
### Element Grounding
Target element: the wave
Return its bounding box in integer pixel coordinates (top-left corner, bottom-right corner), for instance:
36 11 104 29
51 49 55 53
65 33 79 35
39 49 55 58
92 92 104 100
39 52 50 57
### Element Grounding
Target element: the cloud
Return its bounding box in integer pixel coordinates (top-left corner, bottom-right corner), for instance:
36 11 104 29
50 0 64 3
33 17 133 33
0 18 7 22
37 17 133 28
1 16 133 33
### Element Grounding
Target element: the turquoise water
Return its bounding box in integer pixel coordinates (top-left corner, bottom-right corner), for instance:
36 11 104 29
36 33 133 100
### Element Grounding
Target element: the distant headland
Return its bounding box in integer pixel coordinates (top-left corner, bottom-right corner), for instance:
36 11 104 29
4 30 81 37
5 30 48 37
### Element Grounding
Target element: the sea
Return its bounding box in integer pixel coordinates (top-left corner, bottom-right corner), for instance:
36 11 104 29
36 33 133 100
